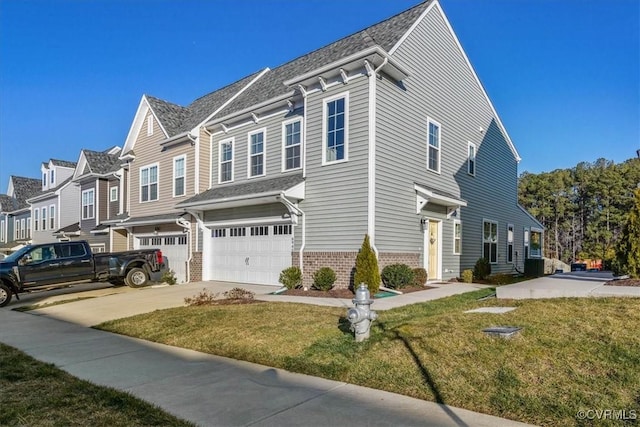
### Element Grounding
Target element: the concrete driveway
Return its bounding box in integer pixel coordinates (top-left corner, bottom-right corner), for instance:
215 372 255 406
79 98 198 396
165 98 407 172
497 271 640 299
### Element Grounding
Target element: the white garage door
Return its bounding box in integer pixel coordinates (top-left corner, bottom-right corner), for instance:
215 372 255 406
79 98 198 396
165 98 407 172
136 235 188 283
209 224 293 286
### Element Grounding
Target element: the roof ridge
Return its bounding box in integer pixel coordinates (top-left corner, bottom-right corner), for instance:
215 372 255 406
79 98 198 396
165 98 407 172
186 69 265 108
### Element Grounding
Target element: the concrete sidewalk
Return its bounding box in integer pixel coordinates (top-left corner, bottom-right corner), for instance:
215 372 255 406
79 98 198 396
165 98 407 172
496 272 640 299
0 282 525 427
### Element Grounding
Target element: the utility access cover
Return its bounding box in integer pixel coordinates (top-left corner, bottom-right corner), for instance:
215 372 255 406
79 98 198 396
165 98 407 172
482 326 522 339
465 307 516 314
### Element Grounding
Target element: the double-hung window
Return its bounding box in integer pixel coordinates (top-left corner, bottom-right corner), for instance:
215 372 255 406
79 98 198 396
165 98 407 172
283 119 302 170
173 155 186 197
14 219 19 240
110 186 118 202
49 205 55 230
483 220 498 264
323 93 348 164
50 169 55 186
34 209 39 231
20 219 25 239
140 164 159 202
41 207 47 231
248 129 265 177
27 218 31 238
453 220 462 255
427 118 441 173
0 220 4 241
507 224 514 263
82 189 95 220
219 139 234 183
468 142 476 176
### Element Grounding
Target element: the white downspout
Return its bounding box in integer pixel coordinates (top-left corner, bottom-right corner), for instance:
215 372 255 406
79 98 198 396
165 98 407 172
364 60 379 257
176 217 192 283
278 193 305 274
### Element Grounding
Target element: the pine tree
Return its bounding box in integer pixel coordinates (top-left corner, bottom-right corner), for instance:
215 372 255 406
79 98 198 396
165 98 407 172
614 188 640 278
354 234 381 295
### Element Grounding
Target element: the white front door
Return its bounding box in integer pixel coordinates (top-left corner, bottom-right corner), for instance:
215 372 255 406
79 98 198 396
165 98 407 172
424 220 441 281
208 224 293 285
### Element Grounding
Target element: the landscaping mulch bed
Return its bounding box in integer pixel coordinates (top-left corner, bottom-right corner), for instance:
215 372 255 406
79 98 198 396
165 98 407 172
606 278 640 287
281 284 436 299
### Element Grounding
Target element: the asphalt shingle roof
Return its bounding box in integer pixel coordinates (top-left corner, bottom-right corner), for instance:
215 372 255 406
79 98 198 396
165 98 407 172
147 1 431 135
50 159 77 169
177 174 304 207
82 147 122 175
10 176 42 210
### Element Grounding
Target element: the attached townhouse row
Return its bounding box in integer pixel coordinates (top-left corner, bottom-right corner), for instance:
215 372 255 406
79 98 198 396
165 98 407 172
0 0 544 287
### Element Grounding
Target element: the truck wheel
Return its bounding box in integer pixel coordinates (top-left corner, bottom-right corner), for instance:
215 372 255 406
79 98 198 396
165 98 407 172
0 283 12 307
125 268 149 288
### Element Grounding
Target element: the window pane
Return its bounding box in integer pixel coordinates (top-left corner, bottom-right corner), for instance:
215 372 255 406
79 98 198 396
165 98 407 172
175 177 184 196
150 183 158 200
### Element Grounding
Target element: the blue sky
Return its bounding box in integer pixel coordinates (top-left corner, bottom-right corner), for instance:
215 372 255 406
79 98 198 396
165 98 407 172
0 0 638 193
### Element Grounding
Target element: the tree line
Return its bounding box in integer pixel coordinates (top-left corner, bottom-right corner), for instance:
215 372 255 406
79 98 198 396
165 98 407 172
518 157 640 265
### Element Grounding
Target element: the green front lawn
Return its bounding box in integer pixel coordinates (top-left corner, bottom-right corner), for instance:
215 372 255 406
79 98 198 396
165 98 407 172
0 343 194 427
97 289 640 426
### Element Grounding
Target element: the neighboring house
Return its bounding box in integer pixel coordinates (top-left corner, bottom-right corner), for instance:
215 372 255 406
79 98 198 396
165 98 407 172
28 159 79 244
71 146 127 253
121 0 542 288
0 176 41 254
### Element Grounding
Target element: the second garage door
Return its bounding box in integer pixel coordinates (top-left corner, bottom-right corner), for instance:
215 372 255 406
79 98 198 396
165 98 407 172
136 235 188 284
209 224 293 286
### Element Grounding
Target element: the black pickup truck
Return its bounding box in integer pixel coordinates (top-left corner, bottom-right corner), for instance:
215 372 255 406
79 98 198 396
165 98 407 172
0 240 166 307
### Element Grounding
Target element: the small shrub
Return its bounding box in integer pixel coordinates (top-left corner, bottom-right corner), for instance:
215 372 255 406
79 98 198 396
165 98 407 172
381 264 415 289
412 268 428 286
473 258 491 281
312 267 337 291
354 234 381 295
184 288 220 306
161 269 177 285
279 266 302 289
462 269 474 283
224 287 255 300
486 273 514 286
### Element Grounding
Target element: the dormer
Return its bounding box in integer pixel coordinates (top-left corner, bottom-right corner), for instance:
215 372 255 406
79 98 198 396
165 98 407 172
40 159 77 191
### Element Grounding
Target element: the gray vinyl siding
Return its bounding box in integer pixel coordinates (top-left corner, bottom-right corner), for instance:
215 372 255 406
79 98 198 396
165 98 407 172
298 74 370 251
198 127 211 192
107 177 120 219
80 181 98 232
30 197 56 243
129 117 196 218
58 184 80 228
98 180 108 222
203 203 288 223
82 233 109 251
376 6 537 276
210 109 303 185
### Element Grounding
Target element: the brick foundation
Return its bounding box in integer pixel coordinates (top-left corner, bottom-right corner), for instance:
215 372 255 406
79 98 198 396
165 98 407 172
292 251 421 290
189 252 203 282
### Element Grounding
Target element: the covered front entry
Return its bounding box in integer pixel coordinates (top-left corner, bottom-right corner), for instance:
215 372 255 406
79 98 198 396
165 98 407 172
207 224 293 285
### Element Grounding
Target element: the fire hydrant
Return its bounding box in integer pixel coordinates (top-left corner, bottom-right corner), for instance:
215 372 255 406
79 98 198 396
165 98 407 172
347 283 378 342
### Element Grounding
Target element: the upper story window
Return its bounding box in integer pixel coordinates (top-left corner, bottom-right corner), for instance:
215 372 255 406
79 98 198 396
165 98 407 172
49 205 55 230
14 219 19 240
41 207 47 231
20 218 26 239
468 142 476 176
0 219 4 241
173 155 186 197
140 164 159 202
219 138 234 183
110 186 118 202
50 169 55 186
147 115 154 136
483 219 498 264
427 118 441 173
283 119 302 171
27 218 31 238
42 172 47 187
323 92 348 164
34 209 39 232
453 220 461 255
82 189 95 219
248 129 265 178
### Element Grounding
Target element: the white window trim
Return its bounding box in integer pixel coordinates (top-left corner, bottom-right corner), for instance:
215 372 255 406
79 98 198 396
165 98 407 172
26 218 31 238
147 115 154 136
218 137 234 183
247 128 267 179
322 91 349 165
453 219 461 255
49 204 56 231
82 189 95 220
482 219 498 264
41 207 47 231
468 142 476 176
50 169 55 186
14 218 18 240
0 219 4 241
20 218 26 239
426 117 441 174
173 154 187 197
139 163 160 203
110 186 118 202
507 223 514 264
282 118 303 172
34 209 39 232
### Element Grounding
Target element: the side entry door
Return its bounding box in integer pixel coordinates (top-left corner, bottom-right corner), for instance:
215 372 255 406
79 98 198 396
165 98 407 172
17 244 64 287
